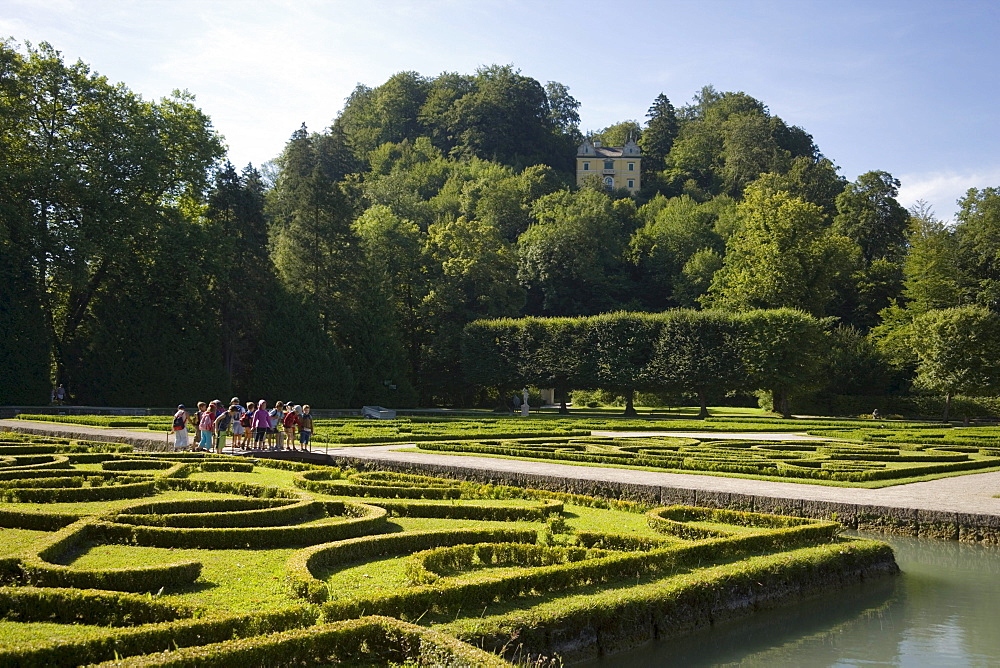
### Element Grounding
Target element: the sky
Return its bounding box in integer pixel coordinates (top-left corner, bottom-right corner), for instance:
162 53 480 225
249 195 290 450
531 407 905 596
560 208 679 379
3 0 999 221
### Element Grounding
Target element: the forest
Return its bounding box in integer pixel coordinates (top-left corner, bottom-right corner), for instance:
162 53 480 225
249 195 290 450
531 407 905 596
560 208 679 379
2 40 999 412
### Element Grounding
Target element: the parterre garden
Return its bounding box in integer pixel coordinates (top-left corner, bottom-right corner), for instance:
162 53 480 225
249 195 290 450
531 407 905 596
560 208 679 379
413 430 1000 486
15 414 1000 487
0 431 896 666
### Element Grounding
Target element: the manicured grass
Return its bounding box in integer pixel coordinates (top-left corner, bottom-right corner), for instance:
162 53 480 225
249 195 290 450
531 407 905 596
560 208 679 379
0 620 110 648
0 528 50 556
68 543 301 612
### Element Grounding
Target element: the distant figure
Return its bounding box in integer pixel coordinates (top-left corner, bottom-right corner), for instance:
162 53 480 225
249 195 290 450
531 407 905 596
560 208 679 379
511 394 521 414
872 408 881 420
55 384 66 405
521 388 530 417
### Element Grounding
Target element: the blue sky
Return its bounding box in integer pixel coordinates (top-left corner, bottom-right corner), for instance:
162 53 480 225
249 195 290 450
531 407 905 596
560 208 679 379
3 0 998 220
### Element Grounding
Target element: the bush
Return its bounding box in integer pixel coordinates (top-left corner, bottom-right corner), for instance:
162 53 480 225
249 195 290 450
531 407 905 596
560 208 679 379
0 586 194 626
87 615 508 668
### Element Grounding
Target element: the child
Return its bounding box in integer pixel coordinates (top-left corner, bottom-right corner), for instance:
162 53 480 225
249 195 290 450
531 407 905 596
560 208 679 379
268 401 285 451
299 405 313 451
243 401 256 449
191 401 207 451
214 405 238 453
230 397 246 449
283 404 300 450
198 401 218 451
251 400 270 450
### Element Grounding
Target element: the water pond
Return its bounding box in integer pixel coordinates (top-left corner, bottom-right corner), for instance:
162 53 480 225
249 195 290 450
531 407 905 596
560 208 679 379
578 532 1000 666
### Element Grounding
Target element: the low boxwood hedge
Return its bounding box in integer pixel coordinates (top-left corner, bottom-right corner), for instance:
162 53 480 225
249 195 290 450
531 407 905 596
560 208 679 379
87 615 509 668
0 606 317 667
91 500 388 549
287 528 539 603
0 586 194 625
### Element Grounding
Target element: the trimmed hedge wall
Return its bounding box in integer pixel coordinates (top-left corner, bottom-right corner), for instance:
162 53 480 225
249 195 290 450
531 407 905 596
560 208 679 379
111 498 322 529
87 615 509 668
91 501 388 549
446 539 897 663
19 519 203 593
319 515 840 623
0 586 194 625
373 498 563 521
0 606 317 667
287 528 538 603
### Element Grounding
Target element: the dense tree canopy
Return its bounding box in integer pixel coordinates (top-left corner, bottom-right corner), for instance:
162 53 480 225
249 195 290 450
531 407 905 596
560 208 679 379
4 40 998 412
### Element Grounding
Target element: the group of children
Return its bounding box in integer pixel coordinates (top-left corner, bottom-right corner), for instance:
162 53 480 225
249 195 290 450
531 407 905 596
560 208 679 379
171 397 314 453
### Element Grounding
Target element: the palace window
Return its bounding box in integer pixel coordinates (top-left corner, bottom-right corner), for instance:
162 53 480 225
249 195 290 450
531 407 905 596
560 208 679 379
582 161 590 170
604 160 614 170
628 162 635 171
627 179 635 189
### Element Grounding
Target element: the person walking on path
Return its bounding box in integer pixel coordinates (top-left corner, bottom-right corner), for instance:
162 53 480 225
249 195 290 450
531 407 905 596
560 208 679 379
250 399 270 450
172 404 189 450
298 405 314 451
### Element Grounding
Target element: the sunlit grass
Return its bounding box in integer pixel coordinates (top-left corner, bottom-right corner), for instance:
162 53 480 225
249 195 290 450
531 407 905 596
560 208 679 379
67 543 300 613
0 621 113 648
0 528 50 555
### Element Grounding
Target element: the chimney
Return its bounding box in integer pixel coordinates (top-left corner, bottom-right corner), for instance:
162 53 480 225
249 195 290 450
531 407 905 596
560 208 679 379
594 140 602 148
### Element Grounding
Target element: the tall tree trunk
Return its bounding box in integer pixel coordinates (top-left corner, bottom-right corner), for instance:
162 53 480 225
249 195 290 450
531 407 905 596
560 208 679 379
698 389 709 419
774 389 791 419
622 388 637 417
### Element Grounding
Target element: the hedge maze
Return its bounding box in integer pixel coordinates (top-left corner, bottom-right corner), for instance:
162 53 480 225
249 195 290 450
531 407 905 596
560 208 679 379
416 432 1000 485
0 432 897 666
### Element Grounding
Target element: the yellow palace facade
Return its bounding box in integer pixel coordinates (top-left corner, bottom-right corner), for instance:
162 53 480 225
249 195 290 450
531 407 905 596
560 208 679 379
576 137 641 193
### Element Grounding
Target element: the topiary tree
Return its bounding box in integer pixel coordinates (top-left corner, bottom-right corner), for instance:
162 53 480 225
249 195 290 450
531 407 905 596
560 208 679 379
911 306 1000 421
585 312 663 416
652 310 745 418
738 308 826 418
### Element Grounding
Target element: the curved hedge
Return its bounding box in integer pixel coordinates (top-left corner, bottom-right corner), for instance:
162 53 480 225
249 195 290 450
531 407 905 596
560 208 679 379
111 497 322 529
87 615 509 668
374 498 563 521
0 477 157 503
0 586 194 626
0 606 317 667
287 528 539 603
92 501 388 549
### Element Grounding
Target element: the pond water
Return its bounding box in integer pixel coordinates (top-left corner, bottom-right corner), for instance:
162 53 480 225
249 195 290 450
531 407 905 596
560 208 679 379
577 533 1000 667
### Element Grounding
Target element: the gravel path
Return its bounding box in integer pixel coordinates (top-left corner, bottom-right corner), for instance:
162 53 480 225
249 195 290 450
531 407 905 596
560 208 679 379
4 419 999 517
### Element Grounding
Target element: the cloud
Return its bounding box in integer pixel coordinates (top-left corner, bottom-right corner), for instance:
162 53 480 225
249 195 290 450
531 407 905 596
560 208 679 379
897 168 1000 221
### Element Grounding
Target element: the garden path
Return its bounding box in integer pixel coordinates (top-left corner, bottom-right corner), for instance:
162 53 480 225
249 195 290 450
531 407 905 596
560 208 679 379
3 418 999 518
